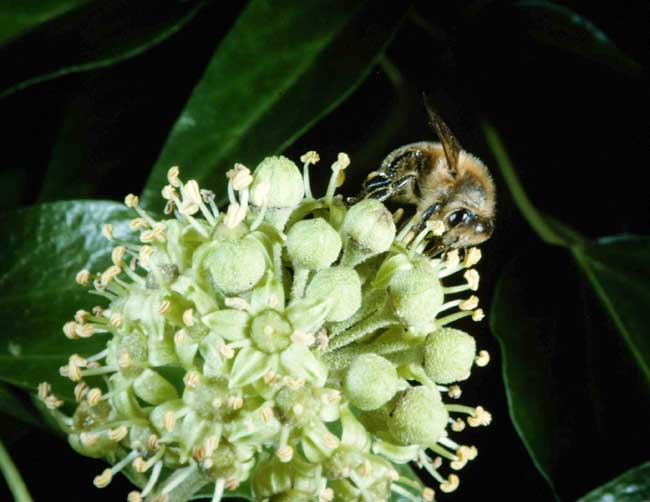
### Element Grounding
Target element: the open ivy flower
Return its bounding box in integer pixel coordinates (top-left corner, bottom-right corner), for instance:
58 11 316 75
40 152 492 502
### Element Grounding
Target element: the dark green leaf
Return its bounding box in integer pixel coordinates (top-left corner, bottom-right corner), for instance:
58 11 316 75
491 246 650 499
142 0 409 208
0 1 206 100
579 462 650 502
0 0 90 46
514 1 642 75
573 236 650 384
0 201 131 398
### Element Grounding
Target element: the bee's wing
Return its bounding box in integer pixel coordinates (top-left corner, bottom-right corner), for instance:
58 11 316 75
423 94 463 176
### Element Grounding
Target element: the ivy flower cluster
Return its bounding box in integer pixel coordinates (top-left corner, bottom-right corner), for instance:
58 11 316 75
40 152 491 502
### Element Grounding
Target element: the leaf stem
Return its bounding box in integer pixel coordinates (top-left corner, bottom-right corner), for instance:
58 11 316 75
482 120 568 246
0 439 32 502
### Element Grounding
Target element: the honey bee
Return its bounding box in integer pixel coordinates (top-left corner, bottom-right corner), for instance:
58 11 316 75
354 95 496 254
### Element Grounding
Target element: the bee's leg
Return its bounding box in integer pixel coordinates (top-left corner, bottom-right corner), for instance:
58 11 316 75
366 174 416 202
411 202 443 235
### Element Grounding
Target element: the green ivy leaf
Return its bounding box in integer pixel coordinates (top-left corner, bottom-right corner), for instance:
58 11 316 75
0 201 131 400
579 462 650 502
0 1 207 100
573 236 650 384
141 0 409 207
0 0 90 47
513 1 642 75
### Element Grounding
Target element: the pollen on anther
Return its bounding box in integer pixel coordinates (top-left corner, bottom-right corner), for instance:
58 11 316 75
147 434 160 451
124 194 139 208
464 247 482 267
127 491 143 502
300 151 320 164
111 246 126 266
463 269 480 291
260 407 274 423
422 487 435 501
76 323 95 338
110 313 124 328
63 321 78 339
219 344 235 359
167 166 181 187
108 426 128 442
444 249 461 269
132 457 148 473
129 217 148 230
448 385 462 399
276 445 294 463
157 300 171 315
182 308 194 327
80 432 99 447
225 476 240 491
472 309 485 321
440 474 460 493
476 350 490 367
460 295 479 311
102 224 114 241
323 432 340 449
75 269 91 285
37 382 51 400
86 387 102 406
183 371 200 390
451 418 466 432
93 468 113 488
228 396 244 410
163 411 177 432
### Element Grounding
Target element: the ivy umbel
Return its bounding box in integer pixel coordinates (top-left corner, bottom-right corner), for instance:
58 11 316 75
39 152 492 502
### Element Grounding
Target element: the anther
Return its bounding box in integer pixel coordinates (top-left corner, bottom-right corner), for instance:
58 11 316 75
464 247 481 267
75 269 91 285
124 194 139 208
440 474 460 493
476 350 490 366
463 269 480 291
276 445 294 463
459 295 479 311
163 411 176 432
102 224 114 241
93 468 113 488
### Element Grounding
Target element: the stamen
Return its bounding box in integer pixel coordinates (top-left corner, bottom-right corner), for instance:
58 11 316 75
63 321 79 339
167 166 181 187
463 269 480 291
161 463 197 494
447 385 462 399
182 308 194 327
300 151 320 199
75 269 92 285
183 371 200 390
124 194 139 208
475 350 490 366
422 487 435 501
102 224 114 241
86 387 103 406
440 474 460 493
459 295 479 311
163 411 177 432
464 247 481 267
108 425 128 442
212 478 225 502
276 445 294 463
141 460 163 497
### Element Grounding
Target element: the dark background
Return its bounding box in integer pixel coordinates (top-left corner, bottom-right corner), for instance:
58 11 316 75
1 0 647 500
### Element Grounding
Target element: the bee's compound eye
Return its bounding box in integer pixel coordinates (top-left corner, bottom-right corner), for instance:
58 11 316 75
447 209 474 227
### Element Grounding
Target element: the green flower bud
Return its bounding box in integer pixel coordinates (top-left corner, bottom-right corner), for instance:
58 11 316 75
388 259 444 327
133 368 179 405
342 199 395 254
423 327 477 384
251 310 292 353
305 266 361 322
251 156 304 208
204 239 266 294
286 218 342 270
344 354 399 410
387 386 448 445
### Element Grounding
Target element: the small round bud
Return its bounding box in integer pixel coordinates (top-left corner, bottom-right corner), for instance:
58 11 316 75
342 199 395 254
305 267 361 322
251 156 304 208
423 328 476 384
286 218 342 270
251 310 293 354
388 260 443 327
387 386 448 445
205 239 266 294
344 354 399 410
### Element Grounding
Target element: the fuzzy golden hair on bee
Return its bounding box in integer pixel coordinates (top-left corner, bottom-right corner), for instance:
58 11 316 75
354 96 496 253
